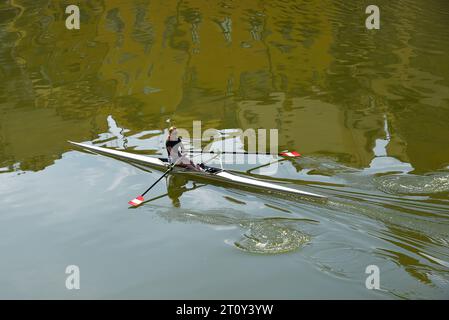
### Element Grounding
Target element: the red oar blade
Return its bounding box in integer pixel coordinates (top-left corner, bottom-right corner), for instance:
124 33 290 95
128 196 144 207
279 151 301 157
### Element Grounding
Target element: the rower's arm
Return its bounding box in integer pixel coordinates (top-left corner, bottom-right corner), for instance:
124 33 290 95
166 144 174 163
179 139 186 155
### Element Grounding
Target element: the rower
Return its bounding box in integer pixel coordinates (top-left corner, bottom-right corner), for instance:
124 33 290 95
165 126 204 172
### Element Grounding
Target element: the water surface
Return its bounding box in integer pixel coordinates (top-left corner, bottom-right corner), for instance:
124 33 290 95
0 0 448 299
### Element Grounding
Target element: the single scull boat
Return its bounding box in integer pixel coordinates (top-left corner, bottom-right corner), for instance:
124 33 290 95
68 141 325 198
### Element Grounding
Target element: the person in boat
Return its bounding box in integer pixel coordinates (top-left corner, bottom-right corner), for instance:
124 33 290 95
166 126 204 171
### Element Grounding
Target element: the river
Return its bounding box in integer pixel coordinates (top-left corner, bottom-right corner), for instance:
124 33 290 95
0 0 448 299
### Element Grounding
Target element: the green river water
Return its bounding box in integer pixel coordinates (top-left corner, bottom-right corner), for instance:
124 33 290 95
0 0 448 299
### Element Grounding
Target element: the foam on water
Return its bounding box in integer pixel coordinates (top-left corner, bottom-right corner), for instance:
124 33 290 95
374 172 449 195
234 221 310 254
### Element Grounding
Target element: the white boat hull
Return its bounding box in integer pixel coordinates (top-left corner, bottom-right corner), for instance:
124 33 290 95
69 141 325 198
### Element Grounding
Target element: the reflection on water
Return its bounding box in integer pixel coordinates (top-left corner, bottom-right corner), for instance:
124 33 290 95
0 0 448 299
166 174 199 208
154 206 313 255
1 0 449 173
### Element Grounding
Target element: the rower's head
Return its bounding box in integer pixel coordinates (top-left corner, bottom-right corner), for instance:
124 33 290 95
168 126 178 139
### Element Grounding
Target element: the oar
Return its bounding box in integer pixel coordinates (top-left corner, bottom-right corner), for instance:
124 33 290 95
246 158 288 174
186 150 301 157
128 158 182 207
